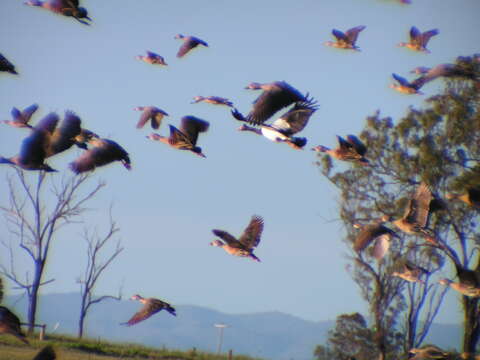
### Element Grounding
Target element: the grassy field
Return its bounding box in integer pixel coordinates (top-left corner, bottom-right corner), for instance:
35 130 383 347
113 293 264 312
0 334 262 360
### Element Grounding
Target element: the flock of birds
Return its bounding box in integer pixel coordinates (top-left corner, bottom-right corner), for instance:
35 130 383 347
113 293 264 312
0 0 479 359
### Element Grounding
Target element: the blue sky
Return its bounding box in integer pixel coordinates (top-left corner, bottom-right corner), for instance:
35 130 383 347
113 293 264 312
0 0 478 327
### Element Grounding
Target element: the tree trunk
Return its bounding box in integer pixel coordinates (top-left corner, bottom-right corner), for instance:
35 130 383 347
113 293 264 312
27 260 44 334
463 297 480 359
78 292 87 339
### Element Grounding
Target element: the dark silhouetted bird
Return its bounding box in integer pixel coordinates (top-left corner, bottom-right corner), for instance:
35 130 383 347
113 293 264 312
0 53 18 74
69 137 131 173
0 306 28 344
33 345 56 360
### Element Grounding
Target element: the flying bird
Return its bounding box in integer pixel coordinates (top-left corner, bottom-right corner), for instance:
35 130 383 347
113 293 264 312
392 262 429 283
385 182 437 243
233 97 318 149
409 346 449 360
136 51 167 66
0 53 18 74
25 0 92 25
191 96 233 107
0 118 58 172
122 294 176 326
2 103 39 128
352 220 399 260
69 137 131 173
134 106 169 129
244 81 307 125
398 26 439 53
210 215 264 262
412 63 479 86
324 25 366 51
175 34 208 58
390 73 426 95
0 306 28 344
312 134 369 164
33 111 84 158
147 116 209 158
446 186 480 208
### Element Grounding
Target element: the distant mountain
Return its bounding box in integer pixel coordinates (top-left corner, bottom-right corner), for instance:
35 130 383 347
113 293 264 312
4 293 460 360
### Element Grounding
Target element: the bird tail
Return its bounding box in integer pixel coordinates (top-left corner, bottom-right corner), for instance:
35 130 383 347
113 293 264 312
286 137 307 149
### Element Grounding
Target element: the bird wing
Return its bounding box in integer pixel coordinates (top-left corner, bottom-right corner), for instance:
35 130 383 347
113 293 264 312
332 29 347 42
152 110 167 130
392 73 409 86
179 116 209 145
60 0 80 9
124 299 166 326
0 53 16 73
21 103 39 123
409 26 421 44
247 82 305 125
403 182 432 226
345 25 366 44
346 134 367 156
136 107 154 129
49 111 82 155
239 215 264 249
420 29 439 45
212 229 242 248
146 50 160 58
10 107 22 122
271 97 318 135
19 130 48 166
69 140 130 173
177 37 207 58
35 112 60 134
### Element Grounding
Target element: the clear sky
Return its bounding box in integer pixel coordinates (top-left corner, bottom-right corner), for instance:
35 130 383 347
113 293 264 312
0 0 478 327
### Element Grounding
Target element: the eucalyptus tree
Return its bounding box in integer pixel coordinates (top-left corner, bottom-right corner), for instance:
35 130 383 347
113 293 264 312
315 55 479 358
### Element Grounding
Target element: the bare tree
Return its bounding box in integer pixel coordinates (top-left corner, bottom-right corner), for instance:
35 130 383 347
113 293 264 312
77 209 123 338
0 168 104 333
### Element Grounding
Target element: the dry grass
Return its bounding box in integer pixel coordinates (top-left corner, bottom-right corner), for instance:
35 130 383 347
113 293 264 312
0 334 261 360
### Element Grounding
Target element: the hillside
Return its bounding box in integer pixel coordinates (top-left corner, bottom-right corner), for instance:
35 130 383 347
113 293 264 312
4 293 460 360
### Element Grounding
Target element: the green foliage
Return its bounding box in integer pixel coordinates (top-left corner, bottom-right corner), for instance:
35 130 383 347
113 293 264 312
315 55 480 356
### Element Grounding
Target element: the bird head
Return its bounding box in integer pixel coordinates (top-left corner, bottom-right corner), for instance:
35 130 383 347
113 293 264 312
191 96 204 104
210 240 223 247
